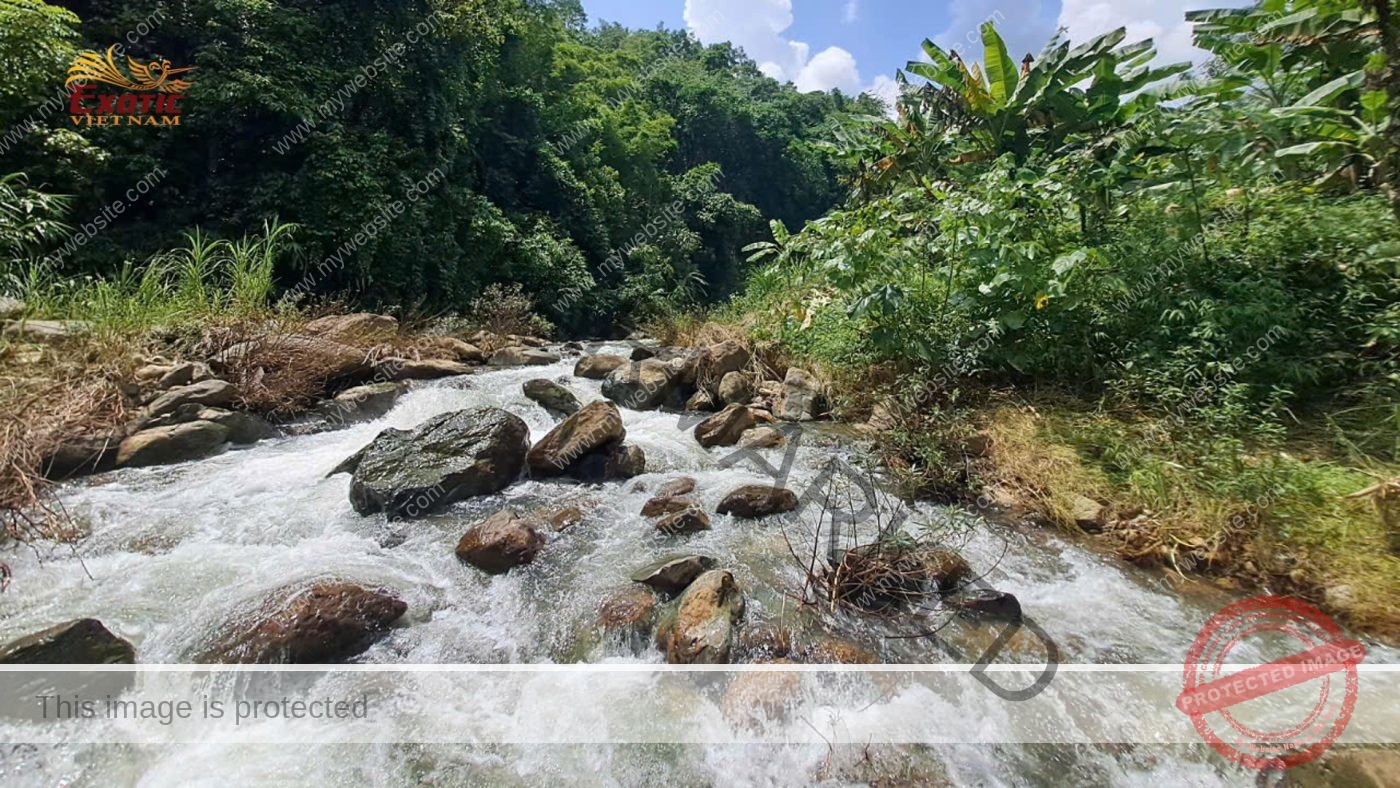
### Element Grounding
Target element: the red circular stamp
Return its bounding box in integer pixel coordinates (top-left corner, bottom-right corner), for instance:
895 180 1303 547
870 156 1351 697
1176 595 1366 769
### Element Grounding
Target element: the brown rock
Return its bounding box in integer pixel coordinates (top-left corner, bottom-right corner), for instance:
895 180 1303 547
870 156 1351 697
0 619 136 664
738 426 785 449
655 569 745 664
304 313 399 342
116 421 230 468
598 587 659 638
570 442 645 482
717 485 799 519
656 477 698 498
378 358 474 381
145 379 237 418
601 359 677 410
630 554 717 594
573 354 628 380
489 346 560 367
694 404 758 448
685 389 716 412
545 506 585 532
527 401 625 477
41 434 122 480
706 340 750 379
642 495 698 518
522 378 581 416
655 507 711 535
717 371 753 406
431 336 486 363
198 581 406 663
455 510 546 574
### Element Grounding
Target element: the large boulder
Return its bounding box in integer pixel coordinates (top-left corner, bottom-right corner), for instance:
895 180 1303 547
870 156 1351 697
376 358 474 382
630 554 717 595
706 341 750 380
527 401 625 477
489 347 560 367
196 408 276 444
523 379 581 416
654 507 711 535
601 360 676 410
116 421 229 468
717 485 799 519
655 569 745 664
342 408 530 518
304 313 399 342
454 510 546 575
145 379 238 419
1 319 90 340
323 382 402 424
739 426 785 449
197 581 406 663
598 586 659 644
0 619 135 664
694 404 758 449
429 336 486 364
574 354 628 380
774 368 823 421
41 434 122 480
570 442 645 482
717 372 753 406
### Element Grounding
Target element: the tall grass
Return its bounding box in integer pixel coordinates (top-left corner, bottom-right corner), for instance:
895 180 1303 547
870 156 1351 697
6 219 296 333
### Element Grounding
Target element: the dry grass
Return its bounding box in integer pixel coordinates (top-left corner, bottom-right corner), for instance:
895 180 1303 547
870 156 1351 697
980 404 1114 528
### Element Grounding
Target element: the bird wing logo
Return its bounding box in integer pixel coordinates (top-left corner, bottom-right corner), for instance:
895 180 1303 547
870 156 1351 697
66 46 194 93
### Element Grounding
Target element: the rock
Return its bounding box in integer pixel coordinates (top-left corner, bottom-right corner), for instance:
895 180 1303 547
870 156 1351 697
116 421 230 468
694 404 758 448
1071 495 1106 533
722 660 799 725
739 426 785 449
454 510 546 574
923 550 972 593
527 401 625 477
630 346 657 361
430 336 486 363
0 296 24 320
563 341 584 352
41 434 122 479
155 361 213 389
523 379 581 416
325 382 402 423
1 319 90 340
346 407 530 518
1284 749 1400 788
573 354 628 380
867 397 900 432
642 495 698 518
198 581 406 663
717 485 799 519
802 636 879 664
545 506 584 532
655 507 711 535
145 379 238 418
756 380 782 399
196 408 276 444
707 340 750 379
506 334 549 348
214 334 372 382
134 363 173 383
570 442 645 482
488 346 560 367
304 313 399 342
630 554 717 594
598 586 659 642
0 619 135 664
948 590 1023 622
685 390 716 412
601 359 676 410
378 358 474 381
656 569 745 664
774 368 823 421
656 476 697 498
717 372 753 406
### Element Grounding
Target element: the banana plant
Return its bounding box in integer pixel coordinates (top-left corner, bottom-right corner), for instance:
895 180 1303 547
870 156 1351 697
1275 86 1392 188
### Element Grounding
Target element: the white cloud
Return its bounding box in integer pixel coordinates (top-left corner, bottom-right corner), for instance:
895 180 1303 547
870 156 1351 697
1057 0 1253 65
684 0 890 100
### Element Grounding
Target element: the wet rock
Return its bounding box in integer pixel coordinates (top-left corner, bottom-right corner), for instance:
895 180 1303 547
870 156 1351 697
717 485 799 519
454 510 546 574
377 358 474 381
630 346 657 361
545 505 585 532
324 382 402 423
570 442 645 482
601 359 676 410
116 421 229 468
430 336 487 363
523 379 581 416
801 636 879 664
774 368 823 421
685 389 717 412
488 346 560 367
948 589 1022 623
198 581 406 663
41 434 122 479
923 550 972 592
0 619 135 664
527 401 625 477
721 660 799 725
694 404 758 448
655 507 711 535
573 354 628 380
196 408 276 444
739 426 785 449
0 296 24 320
1285 749 1400 788
598 586 659 643
563 341 584 352
1071 495 1106 533
145 379 237 418
642 495 698 518
717 372 753 406
630 554 717 594
345 407 530 518
655 569 745 664
304 313 399 342
2 319 91 340
656 477 698 498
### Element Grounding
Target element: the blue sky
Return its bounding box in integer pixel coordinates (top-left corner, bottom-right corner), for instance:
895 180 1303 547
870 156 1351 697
580 0 1235 104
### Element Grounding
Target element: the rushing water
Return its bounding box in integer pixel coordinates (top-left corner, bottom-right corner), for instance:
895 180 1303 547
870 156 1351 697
1 348 1395 786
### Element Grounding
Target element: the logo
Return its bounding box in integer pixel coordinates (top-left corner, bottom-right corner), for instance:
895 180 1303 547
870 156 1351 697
1176 595 1366 770
66 46 193 127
